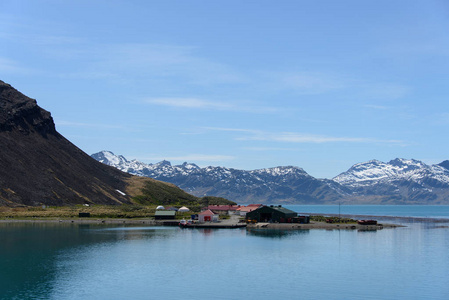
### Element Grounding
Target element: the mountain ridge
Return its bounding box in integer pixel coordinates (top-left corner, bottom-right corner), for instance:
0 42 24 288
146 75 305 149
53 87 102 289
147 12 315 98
93 151 449 204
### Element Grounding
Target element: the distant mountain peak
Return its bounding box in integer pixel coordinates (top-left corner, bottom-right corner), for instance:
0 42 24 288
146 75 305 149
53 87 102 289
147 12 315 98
181 162 200 169
156 160 172 167
438 160 449 170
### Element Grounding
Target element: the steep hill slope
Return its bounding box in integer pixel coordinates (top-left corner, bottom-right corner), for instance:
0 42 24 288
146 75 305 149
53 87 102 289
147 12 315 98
0 80 134 206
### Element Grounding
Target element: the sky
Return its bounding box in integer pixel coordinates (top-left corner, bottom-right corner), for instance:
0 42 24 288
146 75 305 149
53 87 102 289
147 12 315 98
1 0 449 179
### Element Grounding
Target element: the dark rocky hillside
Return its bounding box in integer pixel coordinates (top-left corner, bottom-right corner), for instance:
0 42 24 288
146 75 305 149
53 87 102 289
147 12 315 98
0 80 135 206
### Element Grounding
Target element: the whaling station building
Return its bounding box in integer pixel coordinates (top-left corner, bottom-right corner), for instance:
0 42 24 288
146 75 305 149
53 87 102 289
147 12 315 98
246 205 310 224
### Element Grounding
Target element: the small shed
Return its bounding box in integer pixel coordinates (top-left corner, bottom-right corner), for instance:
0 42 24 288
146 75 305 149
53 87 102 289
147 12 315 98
246 205 297 223
198 209 219 223
178 206 190 213
154 210 176 220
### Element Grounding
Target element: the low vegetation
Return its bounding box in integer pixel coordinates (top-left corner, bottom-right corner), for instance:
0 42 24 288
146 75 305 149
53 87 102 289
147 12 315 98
310 215 358 224
129 177 236 207
0 205 197 219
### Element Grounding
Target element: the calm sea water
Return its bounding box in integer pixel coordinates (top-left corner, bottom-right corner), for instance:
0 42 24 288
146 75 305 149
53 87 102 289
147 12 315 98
1 206 449 300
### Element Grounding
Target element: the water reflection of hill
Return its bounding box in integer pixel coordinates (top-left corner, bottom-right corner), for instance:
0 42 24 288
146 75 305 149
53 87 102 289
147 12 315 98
0 223 177 299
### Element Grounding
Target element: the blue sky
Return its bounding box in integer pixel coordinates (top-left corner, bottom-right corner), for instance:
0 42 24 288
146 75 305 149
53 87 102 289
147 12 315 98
2 0 449 178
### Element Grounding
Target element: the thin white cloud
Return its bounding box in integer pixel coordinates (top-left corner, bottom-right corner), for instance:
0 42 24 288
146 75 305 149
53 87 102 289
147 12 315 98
202 127 258 133
359 83 410 100
0 57 36 75
238 132 372 143
432 112 449 125
56 120 127 130
243 147 300 152
364 104 389 110
203 127 404 145
146 98 231 110
63 43 246 86
259 71 349 95
145 98 280 114
280 72 347 94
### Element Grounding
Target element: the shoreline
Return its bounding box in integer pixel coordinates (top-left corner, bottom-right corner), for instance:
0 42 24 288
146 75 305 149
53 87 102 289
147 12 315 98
1 213 448 229
301 212 449 223
0 218 158 225
0 218 402 230
247 221 401 230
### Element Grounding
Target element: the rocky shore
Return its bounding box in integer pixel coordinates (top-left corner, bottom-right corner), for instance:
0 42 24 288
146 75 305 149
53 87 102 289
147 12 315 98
247 221 402 230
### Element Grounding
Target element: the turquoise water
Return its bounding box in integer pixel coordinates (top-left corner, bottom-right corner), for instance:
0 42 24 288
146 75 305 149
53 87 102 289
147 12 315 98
1 207 449 299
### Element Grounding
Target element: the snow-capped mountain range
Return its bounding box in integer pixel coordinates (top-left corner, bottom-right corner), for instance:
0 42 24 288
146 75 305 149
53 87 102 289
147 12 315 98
334 158 449 187
92 151 449 204
333 158 449 204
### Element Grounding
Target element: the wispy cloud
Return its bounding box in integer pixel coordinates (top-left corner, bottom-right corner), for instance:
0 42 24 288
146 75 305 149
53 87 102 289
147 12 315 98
56 120 127 130
258 71 349 95
146 98 231 110
359 83 410 100
60 43 246 86
0 57 36 75
431 112 449 125
238 132 372 143
279 72 347 94
145 97 280 114
203 127 404 145
364 104 389 110
243 147 300 152
202 127 258 133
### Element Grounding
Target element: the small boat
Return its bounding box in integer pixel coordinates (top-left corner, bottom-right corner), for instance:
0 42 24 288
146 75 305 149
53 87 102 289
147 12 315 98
179 219 192 227
357 220 378 225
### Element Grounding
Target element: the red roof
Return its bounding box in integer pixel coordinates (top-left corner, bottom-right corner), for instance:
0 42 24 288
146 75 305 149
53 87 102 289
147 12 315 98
199 209 216 216
239 206 259 212
205 205 240 211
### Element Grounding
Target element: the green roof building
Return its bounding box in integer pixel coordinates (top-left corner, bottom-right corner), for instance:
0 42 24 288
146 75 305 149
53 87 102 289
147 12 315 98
154 210 176 220
246 205 297 223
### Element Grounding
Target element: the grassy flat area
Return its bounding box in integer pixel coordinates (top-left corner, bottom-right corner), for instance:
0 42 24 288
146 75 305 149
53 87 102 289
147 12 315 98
0 205 197 220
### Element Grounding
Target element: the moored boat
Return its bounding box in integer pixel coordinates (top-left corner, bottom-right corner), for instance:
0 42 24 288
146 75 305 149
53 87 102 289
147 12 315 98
357 219 378 225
